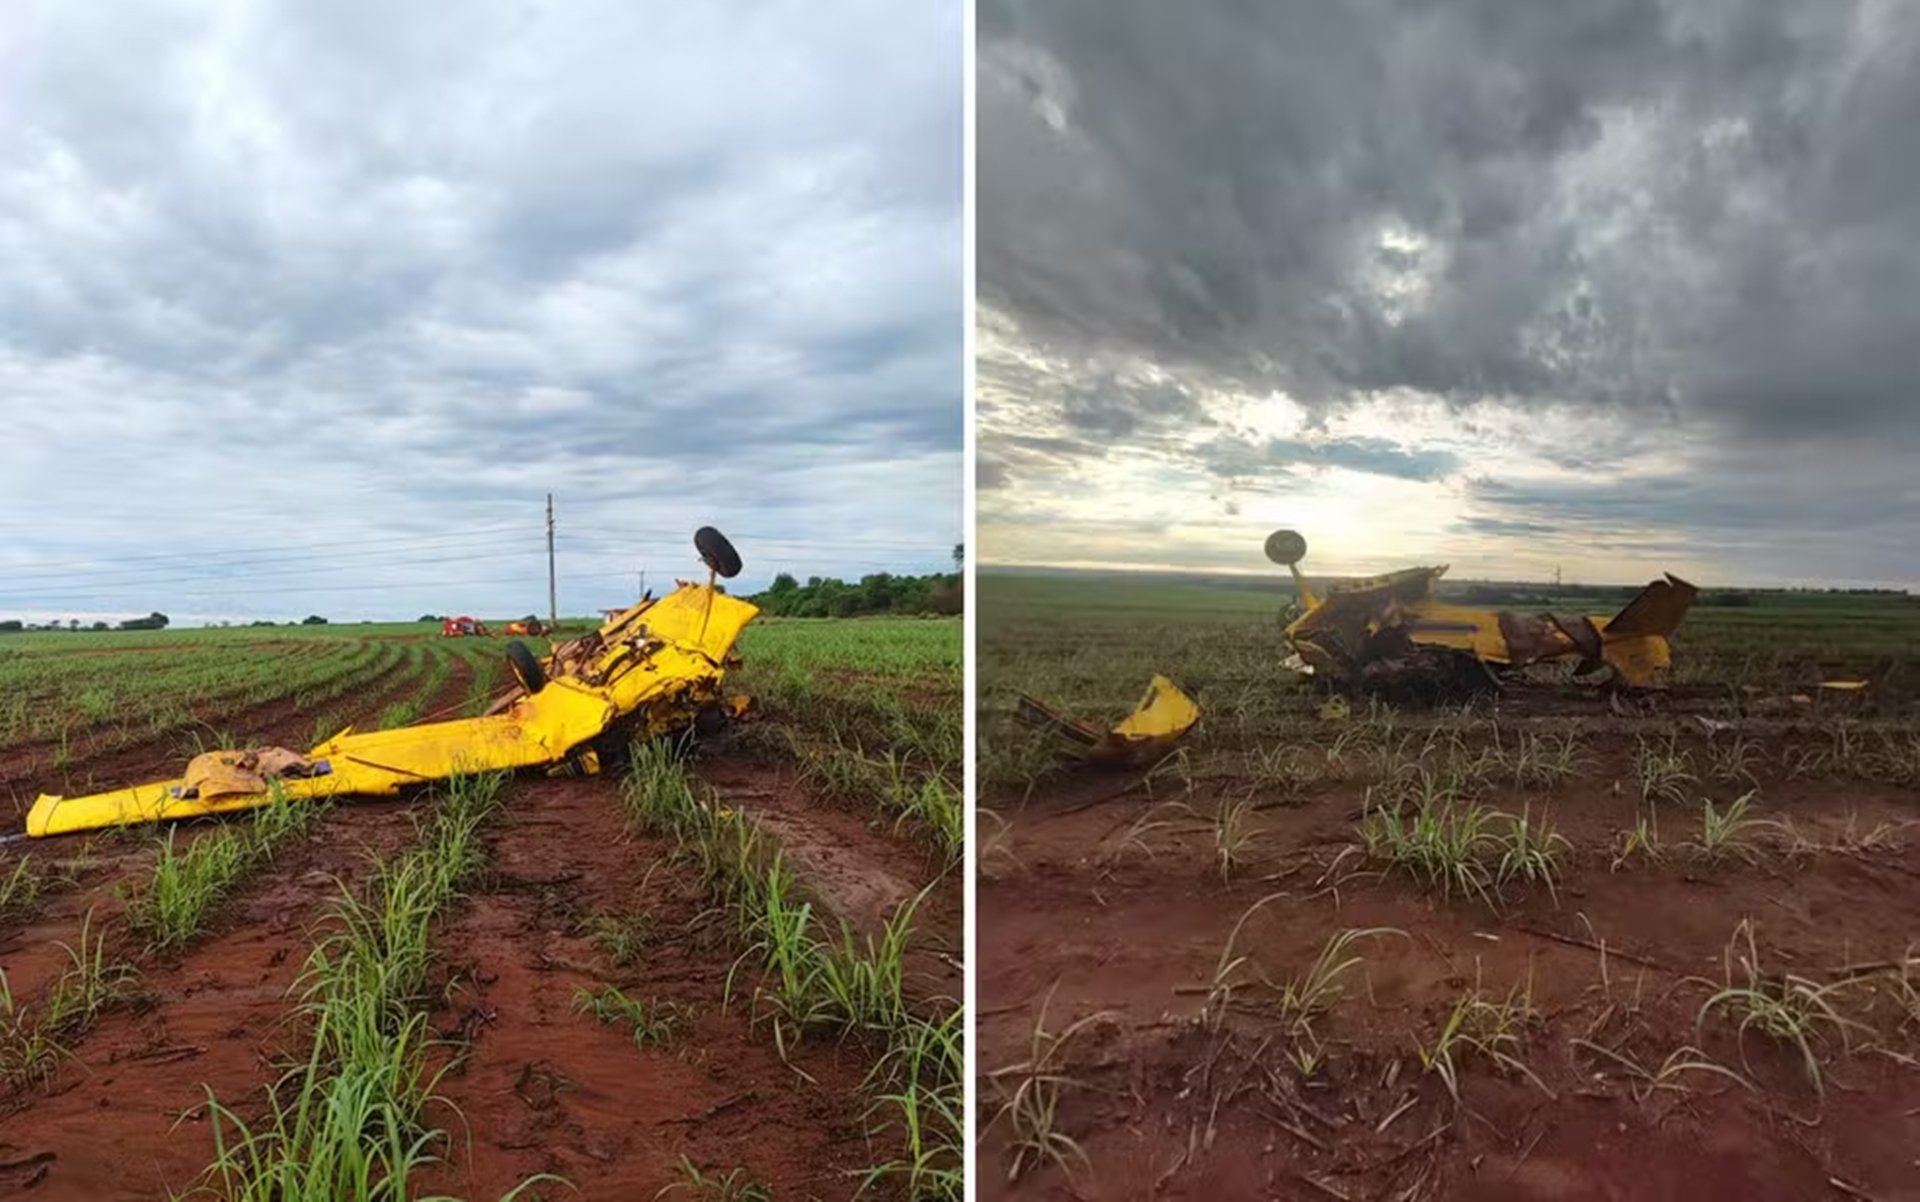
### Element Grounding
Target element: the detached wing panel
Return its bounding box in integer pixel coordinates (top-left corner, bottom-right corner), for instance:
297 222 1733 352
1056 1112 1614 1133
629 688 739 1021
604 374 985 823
27 683 616 837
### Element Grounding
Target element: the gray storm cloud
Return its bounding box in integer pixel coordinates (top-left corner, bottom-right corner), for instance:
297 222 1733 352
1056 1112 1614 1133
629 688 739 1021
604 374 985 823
979 0 1920 582
0 0 962 622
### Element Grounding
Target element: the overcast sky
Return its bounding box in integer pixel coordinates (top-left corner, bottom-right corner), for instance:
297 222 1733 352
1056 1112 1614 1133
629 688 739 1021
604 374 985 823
0 0 961 624
979 0 1920 589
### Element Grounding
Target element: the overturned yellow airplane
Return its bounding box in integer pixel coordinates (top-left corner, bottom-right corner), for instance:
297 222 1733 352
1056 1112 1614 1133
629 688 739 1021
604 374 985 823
27 527 755 838
1265 529 1697 693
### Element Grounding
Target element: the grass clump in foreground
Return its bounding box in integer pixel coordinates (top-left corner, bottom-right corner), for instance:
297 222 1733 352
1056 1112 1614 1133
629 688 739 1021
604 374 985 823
794 733 964 866
185 770 562 1201
127 788 327 953
982 983 1108 1185
660 1156 772 1201
620 739 963 1201
1358 795 1570 909
1689 919 1866 1094
0 855 46 917
1416 967 1555 1106
572 985 689 1049
0 912 139 1093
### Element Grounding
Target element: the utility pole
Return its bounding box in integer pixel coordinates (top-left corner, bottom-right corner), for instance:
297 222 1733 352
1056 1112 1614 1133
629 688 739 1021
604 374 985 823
638 569 647 598
546 493 557 626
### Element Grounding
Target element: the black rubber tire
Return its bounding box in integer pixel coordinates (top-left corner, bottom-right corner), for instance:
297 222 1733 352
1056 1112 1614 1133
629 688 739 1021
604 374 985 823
694 526 743 578
505 640 547 694
1264 529 1308 566
694 704 728 737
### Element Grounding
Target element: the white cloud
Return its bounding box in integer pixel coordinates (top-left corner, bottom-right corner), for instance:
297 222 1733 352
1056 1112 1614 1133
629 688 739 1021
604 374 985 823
0 0 962 623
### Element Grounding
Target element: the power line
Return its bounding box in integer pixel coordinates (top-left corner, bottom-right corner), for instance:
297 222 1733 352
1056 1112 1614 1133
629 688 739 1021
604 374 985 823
2 540 948 604
19 569 641 601
0 542 550 601
557 535 952 562
1 524 940 589
0 525 536 581
554 530 950 552
0 537 548 591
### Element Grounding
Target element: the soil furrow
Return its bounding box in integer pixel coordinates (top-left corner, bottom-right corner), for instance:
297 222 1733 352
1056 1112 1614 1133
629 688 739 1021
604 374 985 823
699 758 964 1012
0 799 422 1200
978 726 1920 1200
417 773 883 1199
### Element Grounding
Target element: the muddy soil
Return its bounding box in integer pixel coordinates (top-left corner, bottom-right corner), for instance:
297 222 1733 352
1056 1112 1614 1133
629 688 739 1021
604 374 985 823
2 763 920 1200
0 799 420 1200
700 757 964 1010
0 656 478 1024
415 773 894 1200
977 730 1920 1200
0 649 943 1199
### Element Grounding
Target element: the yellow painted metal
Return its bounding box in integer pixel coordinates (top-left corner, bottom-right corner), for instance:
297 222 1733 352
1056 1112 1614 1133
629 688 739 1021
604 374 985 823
1111 673 1201 749
1015 673 1201 765
1277 538 1697 689
26 581 758 838
1596 633 1670 688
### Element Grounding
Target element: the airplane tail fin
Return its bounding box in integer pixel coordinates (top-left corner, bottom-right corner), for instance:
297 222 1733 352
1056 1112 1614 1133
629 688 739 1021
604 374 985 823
1604 573 1699 639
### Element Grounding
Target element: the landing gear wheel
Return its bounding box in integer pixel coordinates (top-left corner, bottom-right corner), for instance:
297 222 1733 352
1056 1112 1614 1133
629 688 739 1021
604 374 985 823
694 526 743 578
694 704 728 737
505 640 547 694
1264 529 1308 566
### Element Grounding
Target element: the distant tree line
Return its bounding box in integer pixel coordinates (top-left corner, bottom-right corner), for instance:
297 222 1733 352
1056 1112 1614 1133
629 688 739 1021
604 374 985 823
0 610 338 632
0 611 169 633
751 570 962 618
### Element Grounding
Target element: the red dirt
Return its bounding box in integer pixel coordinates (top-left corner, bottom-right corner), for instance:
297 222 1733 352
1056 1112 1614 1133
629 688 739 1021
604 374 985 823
977 730 1920 1200
0 651 477 1028
0 666 467 1047
414 772 895 1199
2 762 922 1199
0 645 946 1198
700 757 964 1008
0 798 420 1199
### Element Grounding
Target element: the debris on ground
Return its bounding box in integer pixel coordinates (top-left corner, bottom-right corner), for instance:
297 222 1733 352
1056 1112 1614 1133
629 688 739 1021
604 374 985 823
1016 673 1200 765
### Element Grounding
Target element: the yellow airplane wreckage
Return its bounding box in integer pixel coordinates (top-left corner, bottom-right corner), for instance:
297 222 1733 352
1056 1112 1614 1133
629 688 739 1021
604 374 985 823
27 527 754 839
1264 528 1699 693
1010 529 1701 767
1016 674 1202 766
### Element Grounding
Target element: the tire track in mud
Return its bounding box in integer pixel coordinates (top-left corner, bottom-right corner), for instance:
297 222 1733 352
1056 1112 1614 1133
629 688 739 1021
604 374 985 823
0 800 422 1201
697 758 964 1011
416 774 879 1199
